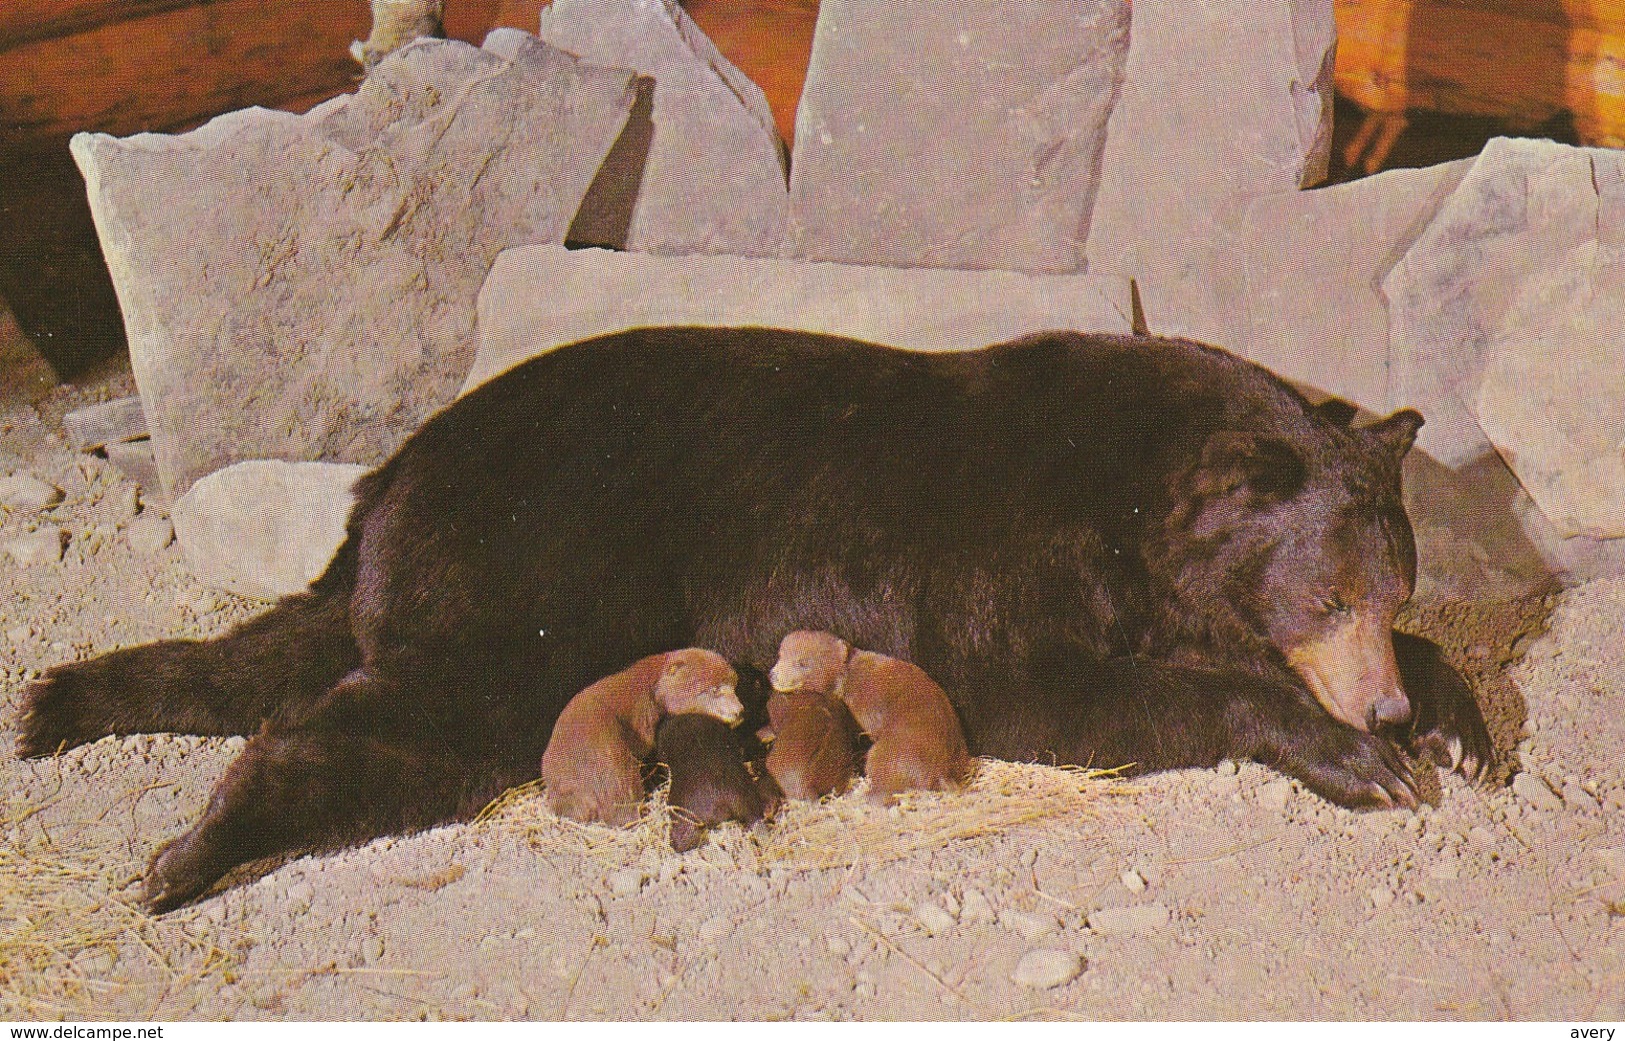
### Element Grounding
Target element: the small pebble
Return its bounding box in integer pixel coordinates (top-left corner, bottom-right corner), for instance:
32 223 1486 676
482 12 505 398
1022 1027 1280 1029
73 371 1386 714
608 868 646 897
5 526 66 566
1121 868 1147 893
826 935 851 957
1367 886 1395 909
1427 859 1460 881
1011 948 1083 990
1511 772 1564 812
364 937 385 963
914 902 957 936
0 473 64 513
1563 782 1600 814
998 908 1055 941
125 513 174 555
1216 759 1239 777
698 915 732 944
959 889 995 924
1258 779 1293 811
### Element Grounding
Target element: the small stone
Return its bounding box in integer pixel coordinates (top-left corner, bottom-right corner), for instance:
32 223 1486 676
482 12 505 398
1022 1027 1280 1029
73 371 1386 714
1087 903 1169 936
825 935 851 957
1011 948 1083 990
0 473 64 513
1427 860 1460 881
125 512 174 555
914 902 957 936
98 483 141 523
5 526 66 566
1512 772 1565 812
1215 759 1239 777
285 881 315 909
698 915 731 943
998 909 1056 941
959 888 995 924
1367 886 1395 908
63 396 149 452
5 624 33 642
363 936 385 963
1258 779 1293 811
1121 869 1147 893
608 868 646 897
1563 782 1600 813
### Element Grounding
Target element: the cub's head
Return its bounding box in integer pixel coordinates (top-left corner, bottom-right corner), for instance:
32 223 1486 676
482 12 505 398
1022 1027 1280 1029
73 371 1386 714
769 631 851 696
653 649 743 724
1172 406 1425 733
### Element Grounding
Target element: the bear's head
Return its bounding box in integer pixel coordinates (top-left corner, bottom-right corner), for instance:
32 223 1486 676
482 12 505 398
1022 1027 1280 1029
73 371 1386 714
769 630 852 696
654 648 743 725
1169 406 1425 733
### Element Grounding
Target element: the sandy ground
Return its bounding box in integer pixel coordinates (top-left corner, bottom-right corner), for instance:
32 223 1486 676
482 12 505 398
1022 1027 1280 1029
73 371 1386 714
2 365 1624 1022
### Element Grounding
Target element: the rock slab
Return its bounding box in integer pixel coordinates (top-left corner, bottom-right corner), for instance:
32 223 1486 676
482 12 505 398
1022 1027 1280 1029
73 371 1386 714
1235 160 1472 412
63 397 148 452
1086 0 1336 346
170 461 368 601
73 37 638 500
1385 137 1625 537
788 0 1129 273
464 245 1133 393
534 1 789 258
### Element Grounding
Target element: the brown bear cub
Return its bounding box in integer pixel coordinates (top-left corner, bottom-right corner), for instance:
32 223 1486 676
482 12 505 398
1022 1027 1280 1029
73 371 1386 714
770 630 974 804
656 713 783 853
762 688 863 801
542 648 743 827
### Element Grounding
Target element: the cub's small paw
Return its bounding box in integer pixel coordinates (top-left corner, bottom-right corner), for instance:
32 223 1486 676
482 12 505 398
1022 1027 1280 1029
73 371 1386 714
15 671 98 759
1293 729 1419 811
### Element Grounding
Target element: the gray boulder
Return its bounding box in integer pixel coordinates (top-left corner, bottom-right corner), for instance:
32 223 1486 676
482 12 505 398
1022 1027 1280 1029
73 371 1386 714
73 37 639 500
171 461 369 600
1385 138 1625 538
463 245 1134 393
1235 160 1472 411
535 0 789 257
787 0 1130 273
1086 0 1336 347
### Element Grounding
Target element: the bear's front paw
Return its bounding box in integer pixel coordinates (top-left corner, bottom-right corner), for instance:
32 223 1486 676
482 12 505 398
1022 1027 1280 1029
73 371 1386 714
1393 633 1493 783
15 670 98 759
1290 729 1419 810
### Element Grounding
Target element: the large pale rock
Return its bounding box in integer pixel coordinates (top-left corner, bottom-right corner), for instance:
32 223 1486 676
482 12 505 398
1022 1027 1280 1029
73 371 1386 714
171 461 369 600
787 0 1130 273
535 0 788 257
1086 0 1336 347
1385 138 1625 537
463 246 1134 393
1235 161 1472 410
73 38 638 500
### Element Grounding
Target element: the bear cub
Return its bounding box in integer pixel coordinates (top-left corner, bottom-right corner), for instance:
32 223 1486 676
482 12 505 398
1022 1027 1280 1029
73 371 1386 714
542 649 743 826
770 631 974 804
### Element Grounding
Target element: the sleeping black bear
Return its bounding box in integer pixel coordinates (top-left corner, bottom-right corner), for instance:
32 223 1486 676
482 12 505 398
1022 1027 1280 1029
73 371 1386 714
16 328 1491 910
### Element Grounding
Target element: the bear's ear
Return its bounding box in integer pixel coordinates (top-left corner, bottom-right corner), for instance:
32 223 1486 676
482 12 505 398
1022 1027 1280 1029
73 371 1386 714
1365 408 1424 457
1197 432 1308 503
1314 398 1360 427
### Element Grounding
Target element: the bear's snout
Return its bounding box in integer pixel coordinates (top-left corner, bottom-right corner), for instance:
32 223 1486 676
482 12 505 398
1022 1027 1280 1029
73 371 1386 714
1286 616 1410 733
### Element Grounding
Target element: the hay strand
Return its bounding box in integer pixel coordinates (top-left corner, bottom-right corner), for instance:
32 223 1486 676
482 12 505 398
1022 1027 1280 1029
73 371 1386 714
478 759 1129 874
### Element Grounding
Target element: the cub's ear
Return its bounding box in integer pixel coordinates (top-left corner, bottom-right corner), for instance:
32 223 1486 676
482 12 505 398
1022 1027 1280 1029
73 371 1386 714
1196 431 1308 503
1314 398 1360 427
1365 408 1424 457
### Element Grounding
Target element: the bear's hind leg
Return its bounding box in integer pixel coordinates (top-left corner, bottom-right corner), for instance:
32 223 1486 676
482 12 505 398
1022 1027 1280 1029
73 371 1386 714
143 669 520 912
17 590 359 758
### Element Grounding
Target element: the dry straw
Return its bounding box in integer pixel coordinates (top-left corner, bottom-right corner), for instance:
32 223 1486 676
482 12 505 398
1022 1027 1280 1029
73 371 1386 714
1 790 241 1020
478 758 1130 874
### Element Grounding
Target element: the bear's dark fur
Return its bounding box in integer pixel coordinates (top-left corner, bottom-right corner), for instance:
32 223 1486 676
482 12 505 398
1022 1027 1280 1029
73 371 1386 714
16 328 1492 911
